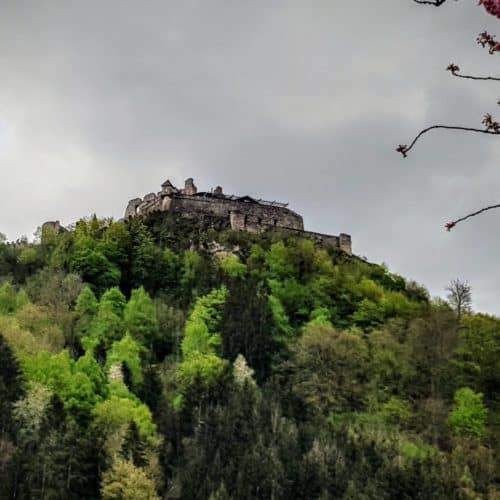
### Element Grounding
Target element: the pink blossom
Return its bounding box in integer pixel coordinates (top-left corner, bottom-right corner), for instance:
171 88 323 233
479 0 500 18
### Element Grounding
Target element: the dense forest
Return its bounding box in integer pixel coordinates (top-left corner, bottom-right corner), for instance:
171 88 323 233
0 213 499 499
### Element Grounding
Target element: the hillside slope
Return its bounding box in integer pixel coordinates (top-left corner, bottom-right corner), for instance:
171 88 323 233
0 213 499 499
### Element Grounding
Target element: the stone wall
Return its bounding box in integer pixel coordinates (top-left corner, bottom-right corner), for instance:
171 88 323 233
124 178 352 254
339 233 352 255
168 195 304 232
282 228 352 255
125 198 144 218
41 220 66 234
126 191 304 232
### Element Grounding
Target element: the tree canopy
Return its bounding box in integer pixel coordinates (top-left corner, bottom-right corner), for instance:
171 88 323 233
0 212 499 498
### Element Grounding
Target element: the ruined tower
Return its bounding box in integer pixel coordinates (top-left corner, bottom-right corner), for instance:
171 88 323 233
183 178 197 196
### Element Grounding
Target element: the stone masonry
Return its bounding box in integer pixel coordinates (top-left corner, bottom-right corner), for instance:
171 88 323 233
125 178 352 254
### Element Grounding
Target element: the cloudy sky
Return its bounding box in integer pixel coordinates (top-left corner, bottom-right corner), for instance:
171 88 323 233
1 0 500 313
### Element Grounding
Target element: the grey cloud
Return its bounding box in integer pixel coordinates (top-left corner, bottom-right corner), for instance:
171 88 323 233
1 0 500 313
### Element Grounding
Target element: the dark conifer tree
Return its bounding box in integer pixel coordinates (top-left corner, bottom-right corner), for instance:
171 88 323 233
221 278 278 381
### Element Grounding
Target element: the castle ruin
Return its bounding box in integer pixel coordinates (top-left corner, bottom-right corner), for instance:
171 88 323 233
125 178 352 254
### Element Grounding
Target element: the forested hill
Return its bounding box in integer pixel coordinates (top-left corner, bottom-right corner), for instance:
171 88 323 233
0 213 499 499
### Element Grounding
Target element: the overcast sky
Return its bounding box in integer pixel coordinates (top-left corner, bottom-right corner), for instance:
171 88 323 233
1 1 500 313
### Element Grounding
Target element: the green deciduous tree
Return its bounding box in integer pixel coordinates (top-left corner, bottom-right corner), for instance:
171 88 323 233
106 334 145 389
74 286 98 336
181 287 228 359
71 247 121 295
289 324 370 416
92 392 157 457
218 254 247 279
449 387 488 439
176 287 229 410
451 313 500 401
124 287 159 348
84 287 126 353
0 282 25 314
101 459 159 500
15 303 66 353
23 351 104 421
408 305 458 398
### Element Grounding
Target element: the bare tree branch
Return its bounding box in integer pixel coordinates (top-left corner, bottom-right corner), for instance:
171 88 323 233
446 64 500 82
407 1 500 231
445 278 472 320
445 203 500 230
397 121 500 157
412 0 448 5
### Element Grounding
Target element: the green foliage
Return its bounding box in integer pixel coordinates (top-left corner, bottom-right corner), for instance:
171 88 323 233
74 285 99 340
93 393 157 443
181 287 228 359
23 350 104 419
129 221 161 288
15 303 65 353
71 246 121 294
218 254 247 279
101 460 159 500
452 314 500 400
176 288 229 407
266 242 294 278
124 287 159 347
179 250 204 299
161 247 183 290
268 294 293 339
221 279 279 380
181 318 218 359
75 284 98 316
379 397 413 426
306 307 333 327
290 324 370 415
351 298 386 327
399 439 436 460
408 306 458 398
177 353 229 391
0 282 26 314
12 383 53 445
75 351 108 398
0 315 39 357
355 277 385 302
2 213 500 499
25 269 84 308
106 334 145 388
100 287 127 316
449 387 488 439
0 333 24 440
84 287 126 352
369 327 414 395
154 301 185 358
18 246 40 266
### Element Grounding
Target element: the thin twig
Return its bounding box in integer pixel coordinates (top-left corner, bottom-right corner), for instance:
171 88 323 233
397 125 500 157
446 204 500 230
448 66 500 82
413 0 448 5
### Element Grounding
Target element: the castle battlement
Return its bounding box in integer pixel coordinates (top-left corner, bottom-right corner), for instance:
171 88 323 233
125 178 352 254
